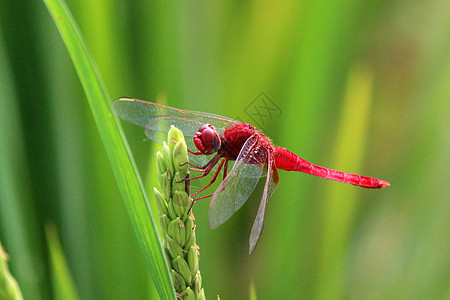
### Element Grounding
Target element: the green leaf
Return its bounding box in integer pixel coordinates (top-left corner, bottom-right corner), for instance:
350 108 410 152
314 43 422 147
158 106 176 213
45 224 79 300
42 0 175 299
249 280 257 300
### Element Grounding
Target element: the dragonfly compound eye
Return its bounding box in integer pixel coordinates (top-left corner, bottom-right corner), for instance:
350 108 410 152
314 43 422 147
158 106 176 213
193 124 221 155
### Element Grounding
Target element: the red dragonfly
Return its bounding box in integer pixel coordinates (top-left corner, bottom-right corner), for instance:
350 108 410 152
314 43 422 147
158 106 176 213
113 98 390 253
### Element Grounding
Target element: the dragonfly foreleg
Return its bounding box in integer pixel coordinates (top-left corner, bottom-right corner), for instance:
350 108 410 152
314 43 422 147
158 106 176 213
180 161 203 168
189 180 225 213
178 154 221 183
188 192 215 215
191 158 226 197
182 161 206 173
180 156 217 172
188 188 218 214
187 149 203 155
187 158 228 214
189 167 206 173
223 159 228 180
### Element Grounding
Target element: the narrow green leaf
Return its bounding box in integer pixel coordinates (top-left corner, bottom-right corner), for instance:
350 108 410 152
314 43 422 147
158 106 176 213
249 280 257 300
45 224 79 300
42 0 175 298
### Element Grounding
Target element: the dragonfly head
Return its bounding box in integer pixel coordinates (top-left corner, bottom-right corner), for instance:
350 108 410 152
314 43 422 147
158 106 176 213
193 124 221 155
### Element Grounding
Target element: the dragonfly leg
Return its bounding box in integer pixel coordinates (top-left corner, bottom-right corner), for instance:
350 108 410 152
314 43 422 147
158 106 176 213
189 167 206 173
181 161 203 168
191 158 226 197
213 159 228 195
178 154 221 183
190 159 230 206
188 156 225 173
187 159 227 214
189 181 227 213
206 159 228 196
188 149 203 155
188 190 218 214
180 161 207 173
180 157 217 172
222 159 228 180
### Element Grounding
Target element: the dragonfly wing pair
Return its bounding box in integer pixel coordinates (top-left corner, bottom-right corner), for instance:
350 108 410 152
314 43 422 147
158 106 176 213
209 134 279 253
113 98 238 167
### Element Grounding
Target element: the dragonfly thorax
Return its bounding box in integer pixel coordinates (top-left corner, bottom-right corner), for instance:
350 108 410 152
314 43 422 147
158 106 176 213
193 124 221 155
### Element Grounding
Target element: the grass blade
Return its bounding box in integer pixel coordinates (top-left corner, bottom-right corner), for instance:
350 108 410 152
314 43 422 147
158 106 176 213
45 224 79 300
42 0 175 298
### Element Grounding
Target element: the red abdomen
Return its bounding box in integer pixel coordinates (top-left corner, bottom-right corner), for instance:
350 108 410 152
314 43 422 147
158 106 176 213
273 147 390 189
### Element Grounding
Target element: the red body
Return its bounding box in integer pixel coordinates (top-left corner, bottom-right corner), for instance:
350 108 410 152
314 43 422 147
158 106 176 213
219 123 389 189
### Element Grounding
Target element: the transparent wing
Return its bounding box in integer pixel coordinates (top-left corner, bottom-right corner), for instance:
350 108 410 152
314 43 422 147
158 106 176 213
144 116 217 167
113 98 239 167
113 98 238 136
208 134 268 229
248 149 279 254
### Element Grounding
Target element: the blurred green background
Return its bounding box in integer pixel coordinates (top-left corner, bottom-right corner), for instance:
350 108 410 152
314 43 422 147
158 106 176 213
0 0 449 299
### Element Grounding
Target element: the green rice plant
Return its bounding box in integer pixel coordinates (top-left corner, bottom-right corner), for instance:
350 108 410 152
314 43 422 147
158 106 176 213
43 0 175 298
154 126 205 299
45 224 79 300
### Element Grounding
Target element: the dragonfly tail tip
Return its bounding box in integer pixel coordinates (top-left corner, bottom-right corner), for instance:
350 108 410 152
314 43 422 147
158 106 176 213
379 180 391 188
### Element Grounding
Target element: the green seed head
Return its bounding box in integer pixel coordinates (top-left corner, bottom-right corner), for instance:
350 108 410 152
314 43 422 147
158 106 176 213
187 245 199 275
166 236 184 259
173 138 189 173
173 255 192 284
172 172 186 194
156 151 167 175
184 216 195 249
171 270 186 293
167 199 178 220
168 217 186 247
154 188 168 216
168 125 184 151
158 214 170 237
193 271 202 297
184 230 196 251
180 287 196 300
173 191 191 221
157 173 170 200
154 126 204 298
198 289 206 300
162 141 174 175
